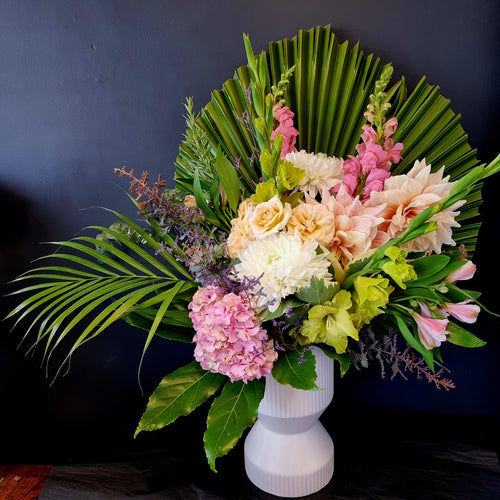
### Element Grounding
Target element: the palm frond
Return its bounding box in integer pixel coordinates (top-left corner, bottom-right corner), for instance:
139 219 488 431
8 213 195 371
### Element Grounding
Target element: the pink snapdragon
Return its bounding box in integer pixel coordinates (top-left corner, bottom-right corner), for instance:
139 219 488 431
271 105 299 158
440 300 480 324
338 120 403 201
188 286 277 383
444 260 476 284
383 117 398 138
412 302 449 350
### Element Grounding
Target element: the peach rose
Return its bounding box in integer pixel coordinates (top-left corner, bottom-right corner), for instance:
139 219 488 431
287 200 334 248
184 194 197 208
249 195 291 237
226 198 256 258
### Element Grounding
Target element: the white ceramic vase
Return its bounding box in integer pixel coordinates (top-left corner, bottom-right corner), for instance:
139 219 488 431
244 347 334 497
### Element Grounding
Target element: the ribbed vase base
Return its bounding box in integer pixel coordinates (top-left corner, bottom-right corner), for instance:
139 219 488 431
244 419 334 498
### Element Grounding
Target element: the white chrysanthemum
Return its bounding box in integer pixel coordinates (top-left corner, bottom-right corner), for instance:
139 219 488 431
286 150 344 197
233 232 333 312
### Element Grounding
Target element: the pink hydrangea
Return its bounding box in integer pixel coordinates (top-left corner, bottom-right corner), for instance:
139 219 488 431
271 105 299 158
188 286 277 383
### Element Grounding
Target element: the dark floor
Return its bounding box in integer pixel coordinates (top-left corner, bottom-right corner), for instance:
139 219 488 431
29 407 500 499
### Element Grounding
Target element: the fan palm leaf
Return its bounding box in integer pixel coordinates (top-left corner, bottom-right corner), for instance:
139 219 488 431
175 25 482 253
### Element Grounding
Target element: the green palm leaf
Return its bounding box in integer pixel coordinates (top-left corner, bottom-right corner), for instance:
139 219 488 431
123 310 193 342
8 212 195 370
175 26 483 253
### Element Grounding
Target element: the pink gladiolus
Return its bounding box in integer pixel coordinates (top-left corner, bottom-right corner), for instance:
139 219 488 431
413 302 449 350
441 301 480 324
444 260 476 283
271 105 299 158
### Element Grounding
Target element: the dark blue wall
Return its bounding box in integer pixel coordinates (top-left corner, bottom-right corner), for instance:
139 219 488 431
1 0 499 461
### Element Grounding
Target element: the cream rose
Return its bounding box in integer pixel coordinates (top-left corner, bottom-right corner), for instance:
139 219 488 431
287 200 334 247
249 195 291 237
226 198 257 258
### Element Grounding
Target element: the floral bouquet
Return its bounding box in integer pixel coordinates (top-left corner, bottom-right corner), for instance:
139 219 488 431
8 27 500 472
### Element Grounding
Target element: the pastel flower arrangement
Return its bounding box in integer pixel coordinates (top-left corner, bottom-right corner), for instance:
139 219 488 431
8 27 500 472
208 67 482 367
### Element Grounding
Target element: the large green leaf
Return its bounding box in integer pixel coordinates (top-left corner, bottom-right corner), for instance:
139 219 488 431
204 378 265 472
271 348 319 390
135 361 225 436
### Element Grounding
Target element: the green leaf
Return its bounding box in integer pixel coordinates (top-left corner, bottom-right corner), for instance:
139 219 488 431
259 298 302 321
444 285 499 317
296 276 340 305
135 362 225 437
394 314 435 371
400 287 443 302
446 322 486 348
7 210 198 368
122 312 193 342
409 255 450 282
193 168 219 225
345 256 372 278
444 284 481 303
138 281 186 375
283 190 303 208
105 207 194 280
215 147 240 213
204 378 265 472
243 33 258 77
318 345 351 376
407 260 465 288
271 348 319 390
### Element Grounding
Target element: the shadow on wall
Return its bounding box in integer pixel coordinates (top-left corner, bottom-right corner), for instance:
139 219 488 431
0 185 46 283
